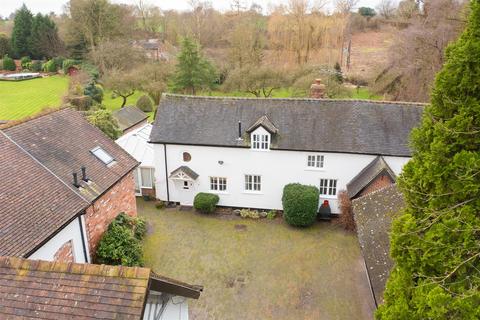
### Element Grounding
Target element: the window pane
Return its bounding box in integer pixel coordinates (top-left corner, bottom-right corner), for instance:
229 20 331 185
140 168 153 188
133 169 140 193
91 147 114 164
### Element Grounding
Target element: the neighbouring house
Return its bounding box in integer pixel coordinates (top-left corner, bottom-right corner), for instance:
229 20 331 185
113 106 149 134
116 124 156 197
0 108 138 262
0 256 203 319
352 184 405 306
133 39 169 61
146 94 423 213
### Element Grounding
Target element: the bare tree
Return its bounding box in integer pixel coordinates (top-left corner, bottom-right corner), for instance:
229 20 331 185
335 0 360 14
376 0 397 19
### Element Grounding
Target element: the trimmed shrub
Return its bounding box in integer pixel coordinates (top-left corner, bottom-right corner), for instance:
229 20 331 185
43 59 56 73
282 183 319 227
20 56 31 70
2 55 15 71
136 94 153 112
96 213 146 266
193 192 219 213
86 109 121 140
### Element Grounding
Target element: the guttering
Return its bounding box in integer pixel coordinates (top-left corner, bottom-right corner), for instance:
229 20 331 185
148 141 412 158
78 215 89 263
164 144 170 202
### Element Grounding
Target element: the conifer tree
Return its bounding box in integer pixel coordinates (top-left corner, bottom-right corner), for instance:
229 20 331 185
377 1 480 319
172 37 216 95
11 4 33 58
28 14 63 59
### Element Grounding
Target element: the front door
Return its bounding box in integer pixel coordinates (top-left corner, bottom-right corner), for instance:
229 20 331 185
180 180 194 206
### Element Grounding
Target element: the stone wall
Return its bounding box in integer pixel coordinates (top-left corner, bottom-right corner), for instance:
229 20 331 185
85 172 137 257
53 240 75 263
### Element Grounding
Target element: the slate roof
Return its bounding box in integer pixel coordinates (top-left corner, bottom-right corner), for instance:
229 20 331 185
112 106 148 132
150 94 424 156
0 256 203 319
347 156 396 198
0 133 88 257
353 185 405 305
3 108 139 202
246 115 279 134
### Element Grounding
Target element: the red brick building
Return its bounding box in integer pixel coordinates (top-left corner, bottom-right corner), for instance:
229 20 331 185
0 108 139 262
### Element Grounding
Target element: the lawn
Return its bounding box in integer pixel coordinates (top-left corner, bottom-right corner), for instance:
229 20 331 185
103 90 155 121
0 75 69 120
139 200 375 320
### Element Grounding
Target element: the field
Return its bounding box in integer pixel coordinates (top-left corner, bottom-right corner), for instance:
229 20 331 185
140 200 375 320
0 76 69 120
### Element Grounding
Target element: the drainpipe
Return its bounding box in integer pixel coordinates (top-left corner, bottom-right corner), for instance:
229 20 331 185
78 215 89 263
163 144 170 202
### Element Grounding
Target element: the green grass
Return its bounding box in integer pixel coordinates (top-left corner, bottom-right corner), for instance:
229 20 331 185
350 87 382 100
102 90 155 121
0 75 69 120
139 199 375 319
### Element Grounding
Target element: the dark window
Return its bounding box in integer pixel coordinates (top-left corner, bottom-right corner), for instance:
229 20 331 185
183 152 192 162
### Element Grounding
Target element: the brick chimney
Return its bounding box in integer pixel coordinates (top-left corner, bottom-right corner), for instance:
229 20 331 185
310 79 326 99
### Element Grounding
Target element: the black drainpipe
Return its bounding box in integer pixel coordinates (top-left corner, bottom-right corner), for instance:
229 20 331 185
164 144 170 202
78 215 89 263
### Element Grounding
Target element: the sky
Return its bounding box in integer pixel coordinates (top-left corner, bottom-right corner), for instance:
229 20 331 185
0 0 389 17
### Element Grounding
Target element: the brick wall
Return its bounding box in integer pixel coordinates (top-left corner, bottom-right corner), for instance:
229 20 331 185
54 240 75 263
359 173 395 197
85 172 137 257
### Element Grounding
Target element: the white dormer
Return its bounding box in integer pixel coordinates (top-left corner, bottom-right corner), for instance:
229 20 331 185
246 115 278 151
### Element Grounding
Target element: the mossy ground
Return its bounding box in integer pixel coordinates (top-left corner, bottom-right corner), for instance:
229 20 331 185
139 199 375 320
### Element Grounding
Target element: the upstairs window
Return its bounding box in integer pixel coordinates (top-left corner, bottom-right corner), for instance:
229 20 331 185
210 177 227 191
91 147 114 165
319 179 337 196
307 155 324 168
245 175 261 192
252 134 269 150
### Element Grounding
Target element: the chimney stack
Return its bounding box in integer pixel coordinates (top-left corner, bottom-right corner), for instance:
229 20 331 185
310 79 326 99
81 166 89 182
72 172 80 188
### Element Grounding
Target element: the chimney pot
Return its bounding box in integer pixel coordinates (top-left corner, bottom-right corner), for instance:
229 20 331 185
72 172 80 188
310 78 326 99
81 166 89 182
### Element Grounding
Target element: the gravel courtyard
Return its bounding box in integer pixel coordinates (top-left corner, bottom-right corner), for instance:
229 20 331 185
139 199 375 320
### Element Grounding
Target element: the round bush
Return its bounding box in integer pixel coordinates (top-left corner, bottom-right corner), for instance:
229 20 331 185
20 56 31 70
2 55 15 71
31 60 43 72
43 59 56 73
136 94 153 112
194 192 220 214
282 183 319 227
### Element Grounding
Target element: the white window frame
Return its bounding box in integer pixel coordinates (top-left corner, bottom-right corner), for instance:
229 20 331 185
244 174 261 192
183 180 190 190
210 177 227 192
252 133 270 150
136 167 155 189
319 179 337 197
307 154 324 169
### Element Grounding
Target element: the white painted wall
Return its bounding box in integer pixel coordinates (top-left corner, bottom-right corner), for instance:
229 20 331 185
153 144 410 213
28 216 89 263
143 295 189 320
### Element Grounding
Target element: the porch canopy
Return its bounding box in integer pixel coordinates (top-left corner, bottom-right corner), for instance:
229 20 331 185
169 166 199 181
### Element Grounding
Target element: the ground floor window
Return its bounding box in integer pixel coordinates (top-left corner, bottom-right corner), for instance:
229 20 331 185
210 177 227 191
183 181 190 190
245 175 261 191
319 179 337 196
135 167 155 191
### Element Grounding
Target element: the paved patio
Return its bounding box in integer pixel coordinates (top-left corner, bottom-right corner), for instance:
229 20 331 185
139 199 375 320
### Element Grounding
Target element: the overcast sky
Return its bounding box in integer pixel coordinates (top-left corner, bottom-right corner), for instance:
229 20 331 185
1 0 391 17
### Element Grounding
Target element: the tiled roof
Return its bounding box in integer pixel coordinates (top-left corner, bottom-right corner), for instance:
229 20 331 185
0 133 88 257
112 106 148 132
0 256 150 319
169 166 199 180
347 156 396 198
150 94 424 156
246 115 279 134
352 185 405 305
3 108 139 202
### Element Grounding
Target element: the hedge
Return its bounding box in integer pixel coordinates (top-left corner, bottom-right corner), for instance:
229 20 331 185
2 55 15 71
193 192 219 213
282 183 319 227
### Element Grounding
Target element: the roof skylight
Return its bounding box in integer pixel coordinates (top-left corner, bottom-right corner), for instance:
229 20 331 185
91 147 114 165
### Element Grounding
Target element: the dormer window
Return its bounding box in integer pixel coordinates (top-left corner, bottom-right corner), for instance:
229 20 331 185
252 133 269 150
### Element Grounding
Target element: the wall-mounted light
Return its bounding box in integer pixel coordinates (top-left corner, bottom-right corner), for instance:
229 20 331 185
218 160 224 165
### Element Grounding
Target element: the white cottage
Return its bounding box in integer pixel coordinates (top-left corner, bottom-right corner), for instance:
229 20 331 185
147 94 424 214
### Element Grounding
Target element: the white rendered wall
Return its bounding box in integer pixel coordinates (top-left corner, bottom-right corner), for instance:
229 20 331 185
153 144 410 213
28 216 88 263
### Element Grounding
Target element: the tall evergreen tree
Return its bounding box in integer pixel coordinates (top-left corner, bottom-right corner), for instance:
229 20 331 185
377 1 480 319
11 4 33 58
28 14 64 59
172 37 216 95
